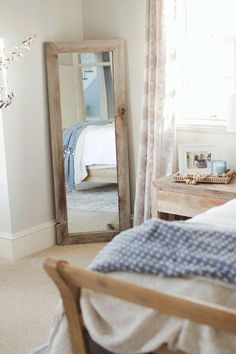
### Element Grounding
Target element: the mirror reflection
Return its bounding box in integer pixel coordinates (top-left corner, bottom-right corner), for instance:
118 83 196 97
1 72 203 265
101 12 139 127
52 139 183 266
58 51 119 234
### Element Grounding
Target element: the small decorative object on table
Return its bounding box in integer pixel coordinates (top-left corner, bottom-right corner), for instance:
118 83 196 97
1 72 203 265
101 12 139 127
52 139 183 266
211 160 227 175
174 169 236 185
178 143 217 175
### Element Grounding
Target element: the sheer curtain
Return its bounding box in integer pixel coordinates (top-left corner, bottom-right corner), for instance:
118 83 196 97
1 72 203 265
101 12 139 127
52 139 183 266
134 0 177 226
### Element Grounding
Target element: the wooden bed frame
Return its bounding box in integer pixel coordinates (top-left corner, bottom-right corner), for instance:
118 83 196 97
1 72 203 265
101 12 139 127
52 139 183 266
84 166 117 184
44 258 236 354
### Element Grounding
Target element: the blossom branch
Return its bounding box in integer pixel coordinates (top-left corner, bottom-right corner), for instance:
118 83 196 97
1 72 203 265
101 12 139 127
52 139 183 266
0 87 14 109
0 35 36 70
0 35 36 109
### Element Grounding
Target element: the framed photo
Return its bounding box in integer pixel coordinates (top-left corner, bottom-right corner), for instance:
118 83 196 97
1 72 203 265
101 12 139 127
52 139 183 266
178 144 217 175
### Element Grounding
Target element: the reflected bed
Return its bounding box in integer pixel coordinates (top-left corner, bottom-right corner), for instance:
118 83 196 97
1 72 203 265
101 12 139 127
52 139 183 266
64 122 117 191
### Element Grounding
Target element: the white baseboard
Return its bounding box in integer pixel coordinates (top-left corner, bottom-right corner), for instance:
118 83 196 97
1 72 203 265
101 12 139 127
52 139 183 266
0 237 14 260
0 221 56 260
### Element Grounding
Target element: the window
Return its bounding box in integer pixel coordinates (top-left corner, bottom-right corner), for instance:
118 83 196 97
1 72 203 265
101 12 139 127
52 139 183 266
176 0 236 126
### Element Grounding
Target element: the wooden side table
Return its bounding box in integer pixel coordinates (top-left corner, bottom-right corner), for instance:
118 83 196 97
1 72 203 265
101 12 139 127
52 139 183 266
152 176 236 220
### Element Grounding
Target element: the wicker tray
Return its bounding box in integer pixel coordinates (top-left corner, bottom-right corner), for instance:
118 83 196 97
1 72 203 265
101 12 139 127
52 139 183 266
174 175 233 184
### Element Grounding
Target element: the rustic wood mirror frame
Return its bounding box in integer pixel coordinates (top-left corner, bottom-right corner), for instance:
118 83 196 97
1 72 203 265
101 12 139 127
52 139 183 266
45 40 131 245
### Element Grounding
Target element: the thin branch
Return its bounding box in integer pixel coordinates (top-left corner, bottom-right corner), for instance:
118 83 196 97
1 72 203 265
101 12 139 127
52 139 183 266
0 35 36 109
0 86 14 109
0 35 36 70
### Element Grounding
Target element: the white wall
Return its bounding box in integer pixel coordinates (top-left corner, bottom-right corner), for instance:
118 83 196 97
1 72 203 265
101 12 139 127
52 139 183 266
82 0 146 207
0 0 83 259
0 110 12 234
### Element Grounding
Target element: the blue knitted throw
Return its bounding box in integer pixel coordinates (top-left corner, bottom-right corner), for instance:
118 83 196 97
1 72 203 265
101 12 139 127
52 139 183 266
89 219 236 284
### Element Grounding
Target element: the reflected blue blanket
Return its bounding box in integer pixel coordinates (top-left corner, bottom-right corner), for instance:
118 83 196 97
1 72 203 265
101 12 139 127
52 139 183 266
89 219 236 284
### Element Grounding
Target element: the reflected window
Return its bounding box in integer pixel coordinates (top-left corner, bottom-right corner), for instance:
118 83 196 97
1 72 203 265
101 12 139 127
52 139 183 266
58 51 114 128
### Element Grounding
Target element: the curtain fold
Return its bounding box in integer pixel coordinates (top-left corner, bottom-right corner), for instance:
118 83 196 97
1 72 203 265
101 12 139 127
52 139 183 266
134 0 177 226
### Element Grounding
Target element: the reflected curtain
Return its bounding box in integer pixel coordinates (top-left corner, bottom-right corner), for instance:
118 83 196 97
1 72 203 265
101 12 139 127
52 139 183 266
134 0 177 226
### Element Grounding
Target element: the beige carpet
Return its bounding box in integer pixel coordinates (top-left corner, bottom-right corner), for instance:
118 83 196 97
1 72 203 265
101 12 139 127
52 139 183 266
0 243 105 354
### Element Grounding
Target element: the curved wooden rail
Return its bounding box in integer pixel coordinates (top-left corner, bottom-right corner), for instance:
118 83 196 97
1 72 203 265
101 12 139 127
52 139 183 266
44 258 236 354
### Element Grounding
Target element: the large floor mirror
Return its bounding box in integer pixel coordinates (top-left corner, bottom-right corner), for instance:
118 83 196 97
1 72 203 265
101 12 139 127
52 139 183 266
45 40 131 244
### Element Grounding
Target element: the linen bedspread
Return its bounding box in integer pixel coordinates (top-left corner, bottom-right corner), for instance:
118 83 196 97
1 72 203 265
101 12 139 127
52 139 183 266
74 123 116 185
